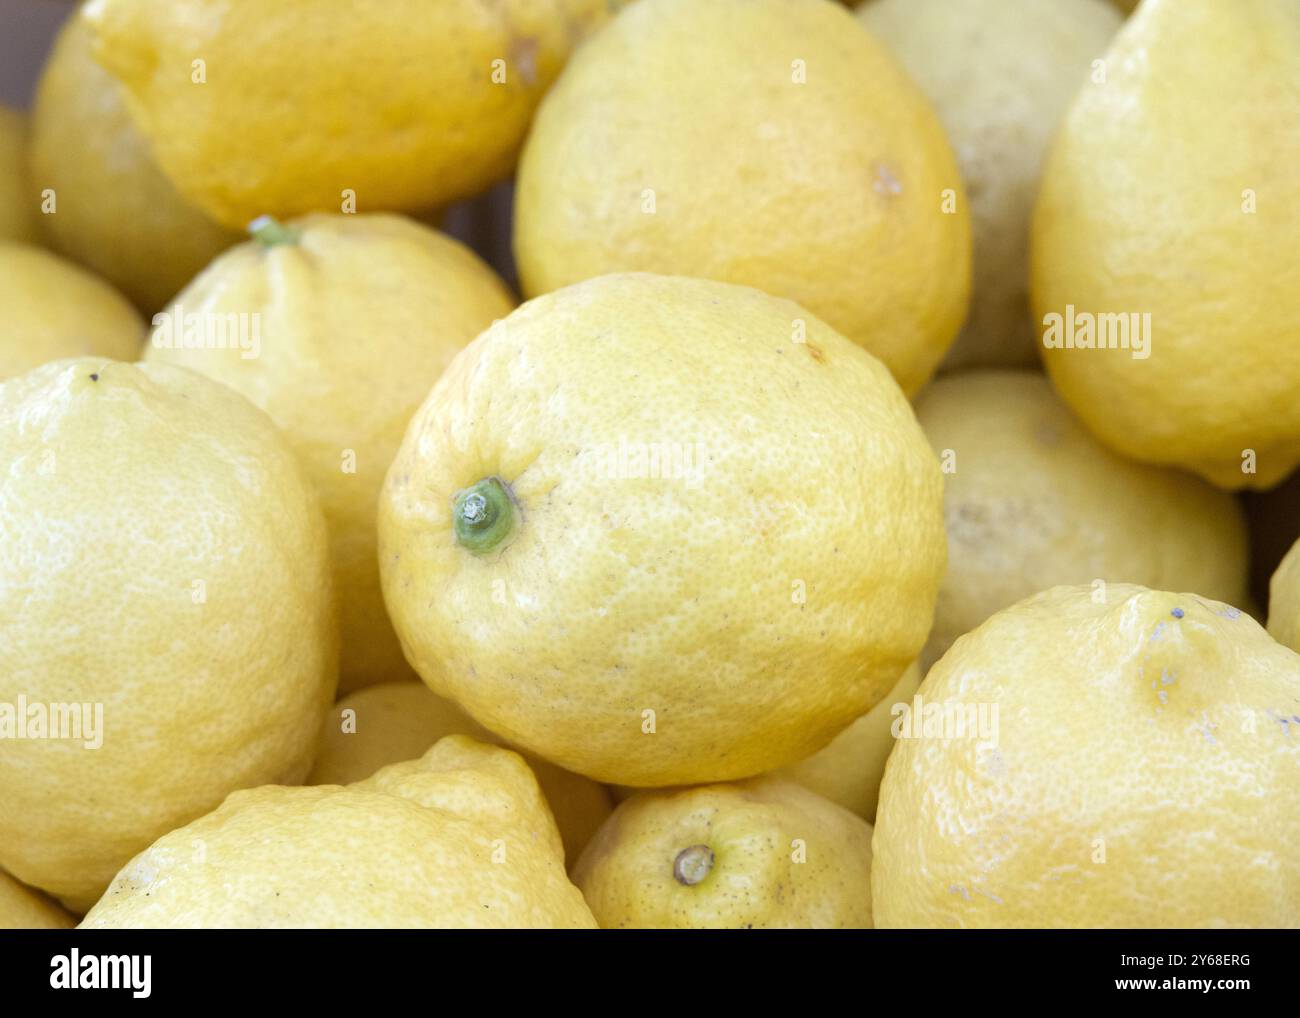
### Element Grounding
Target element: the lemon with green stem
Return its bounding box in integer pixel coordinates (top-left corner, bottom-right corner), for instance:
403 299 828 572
145 212 514 693
379 272 945 786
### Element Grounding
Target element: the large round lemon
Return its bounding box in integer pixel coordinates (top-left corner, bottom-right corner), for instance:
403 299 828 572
82 0 620 228
144 213 513 692
0 358 337 912
873 584 1300 928
574 778 874 928
379 273 945 786
28 10 239 313
1032 0 1300 488
308 681 613 864
915 371 1250 666
81 738 595 928
514 0 970 395
859 0 1121 369
0 242 142 381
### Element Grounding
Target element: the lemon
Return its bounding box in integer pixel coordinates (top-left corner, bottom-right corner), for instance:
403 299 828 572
1267 539 1300 654
308 681 613 863
28 11 239 313
379 272 945 786
81 737 596 928
873 584 1300 928
0 870 74 930
82 0 620 229
514 0 970 395
144 213 513 692
859 0 1121 370
574 777 874 928
915 371 1251 667
1032 0 1300 489
0 106 38 244
0 242 143 381
772 661 921 822
0 358 337 912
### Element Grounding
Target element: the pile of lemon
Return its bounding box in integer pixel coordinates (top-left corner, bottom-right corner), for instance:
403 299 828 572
1 0 1298 930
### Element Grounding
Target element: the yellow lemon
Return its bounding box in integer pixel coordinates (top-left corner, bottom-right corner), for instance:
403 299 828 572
1032 0 1300 488
82 0 621 229
0 358 337 912
379 272 945 786
81 737 596 928
0 106 38 244
514 0 970 395
772 661 921 822
859 0 1121 369
308 681 613 864
574 778 874 928
0 870 74 930
27 11 239 314
0 242 142 381
1267 539 1300 654
915 371 1250 666
873 584 1300 928
144 213 513 692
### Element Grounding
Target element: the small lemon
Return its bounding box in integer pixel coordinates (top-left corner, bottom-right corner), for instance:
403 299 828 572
0 870 74 930
574 778 874 928
82 0 621 229
379 273 945 786
873 584 1300 928
1032 0 1300 488
27 11 239 313
1267 538 1300 654
0 358 337 912
915 371 1250 667
0 242 142 381
309 681 613 864
0 106 38 244
145 213 514 692
772 661 921 822
859 0 1121 369
81 737 596 928
514 0 970 395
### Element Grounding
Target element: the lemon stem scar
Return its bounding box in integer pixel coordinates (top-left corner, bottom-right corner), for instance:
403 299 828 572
452 477 517 554
673 845 714 886
248 215 301 247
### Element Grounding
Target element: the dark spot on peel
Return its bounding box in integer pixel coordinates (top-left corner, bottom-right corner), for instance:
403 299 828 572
89 373 99 382
805 343 825 364
1172 608 1185 618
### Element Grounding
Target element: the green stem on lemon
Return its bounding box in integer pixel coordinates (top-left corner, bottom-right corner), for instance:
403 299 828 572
452 477 517 555
248 215 301 247
673 845 714 886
